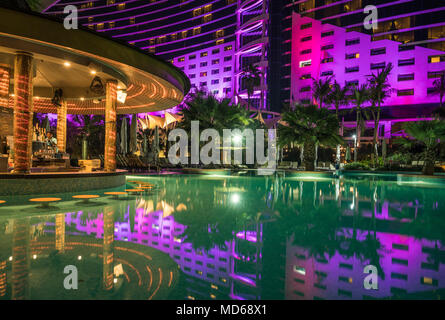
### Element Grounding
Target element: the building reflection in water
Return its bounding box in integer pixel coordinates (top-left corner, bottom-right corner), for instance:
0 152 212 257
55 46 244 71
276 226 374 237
0 174 443 300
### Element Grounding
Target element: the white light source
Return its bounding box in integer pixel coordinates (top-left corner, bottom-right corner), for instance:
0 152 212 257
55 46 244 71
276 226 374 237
90 70 97 75
32 254 37 259
78 256 82 260
352 135 357 139
113 278 118 284
232 134 242 144
117 90 127 103
9 256 13 261
64 61 71 67
231 193 240 204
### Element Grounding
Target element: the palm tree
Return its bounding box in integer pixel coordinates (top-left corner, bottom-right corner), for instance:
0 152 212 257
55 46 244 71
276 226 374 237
430 72 445 108
71 115 104 160
240 64 261 111
327 81 350 163
350 84 370 162
327 81 350 117
179 90 254 135
399 119 445 175
312 76 333 109
368 63 394 165
278 104 343 171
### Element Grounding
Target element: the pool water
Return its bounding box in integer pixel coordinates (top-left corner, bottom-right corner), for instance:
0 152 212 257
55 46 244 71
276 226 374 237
0 172 444 300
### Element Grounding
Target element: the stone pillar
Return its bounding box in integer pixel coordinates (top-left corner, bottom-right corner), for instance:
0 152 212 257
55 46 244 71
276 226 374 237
55 213 65 253
102 205 115 290
57 100 67 153
12 52 34 174
104 80 117 172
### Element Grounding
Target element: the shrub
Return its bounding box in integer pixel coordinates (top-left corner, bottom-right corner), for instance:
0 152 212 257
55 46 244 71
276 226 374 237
344 161 371 170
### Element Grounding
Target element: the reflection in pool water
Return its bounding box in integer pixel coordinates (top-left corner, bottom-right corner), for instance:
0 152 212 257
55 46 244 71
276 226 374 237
0 173 444 300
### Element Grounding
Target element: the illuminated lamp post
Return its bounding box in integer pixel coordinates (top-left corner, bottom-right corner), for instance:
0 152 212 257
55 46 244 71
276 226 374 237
12 52 34 174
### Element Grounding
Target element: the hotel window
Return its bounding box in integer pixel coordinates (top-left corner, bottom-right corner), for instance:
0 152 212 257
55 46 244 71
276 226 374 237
212 49 220 54
421 277 438 286
399 45 414 52
215 29 224 38
200 62 208 67
338 276 353 283
223 88 231 94
189 64 196 70
211 69 219 75
338 289 352 298
189 74 196 79
148 47 155 53
429 55 445 63
129 17 135 24
398 58 415 66
321 57 333 64
117 3 125 10
398 74 414 81
193 8 202 17
148 39 155 46
321 44 334 51
227 0 236 4
300 74 311 80
224 45 232 51
189 54 196 60
299 60 311 67
346 38 360 46
216 39 225 45
397 89 414 96
171 33 177 41
108 21 115 28
107 0 115 5
223 66 231 72
200 52 208 57
223 77 231 82
301 36 312 42
81 2 93 9
300 49 312 55
178 57 185 62
300 23 312 30
300 86 311 92
203 14 212 23
212 59 220 65
346 80 359 86
371 62 385 70
371 47 386 56
211 80 219 85
346 53 359 60
428 71 445 79
88 17 94 23
224 56 232 62
181 30 188 39
157 36 166 44
391 273 408 281
200 72 207 77
345 66 359 73
200 82 207 87
321 30 334 37
321 71 333 76
204 4 212 13
96 23 104 30
193 27 201 36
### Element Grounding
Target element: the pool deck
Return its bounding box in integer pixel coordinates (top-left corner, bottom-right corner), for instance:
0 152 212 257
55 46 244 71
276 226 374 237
0 170 127 196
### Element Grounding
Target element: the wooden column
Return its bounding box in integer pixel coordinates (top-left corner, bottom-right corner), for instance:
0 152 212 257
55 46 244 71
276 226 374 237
104 80 117 172
57 100 67 153
12 52 34 174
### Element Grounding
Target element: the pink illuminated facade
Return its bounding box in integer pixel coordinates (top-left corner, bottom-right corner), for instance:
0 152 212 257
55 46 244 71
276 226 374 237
290 12 445 137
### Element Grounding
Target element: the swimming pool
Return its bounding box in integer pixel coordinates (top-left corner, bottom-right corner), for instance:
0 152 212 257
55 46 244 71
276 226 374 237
0 172 444 300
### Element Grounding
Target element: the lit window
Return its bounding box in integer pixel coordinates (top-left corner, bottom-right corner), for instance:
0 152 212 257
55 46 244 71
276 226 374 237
299 59 311 68
216 39 224 45
96 23 104 30
215 29 224 38
193 27 201 36
224 45 232 51
193 8 202 17
204 4 212 13
212 59 220 65
117 3 125 10
200 52 208 57
203 14 212 23
129 17 135 24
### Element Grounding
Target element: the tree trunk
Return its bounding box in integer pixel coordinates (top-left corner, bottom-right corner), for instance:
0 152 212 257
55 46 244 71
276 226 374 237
354 112 360 162
422 148 435 175
373 110 380 167
303 141 316 171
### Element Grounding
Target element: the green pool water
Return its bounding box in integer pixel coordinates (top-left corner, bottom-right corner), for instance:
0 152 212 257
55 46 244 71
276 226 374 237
0 172 444 300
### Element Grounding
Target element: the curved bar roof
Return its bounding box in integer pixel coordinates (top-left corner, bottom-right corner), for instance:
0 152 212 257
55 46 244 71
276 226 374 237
0 6 190 115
